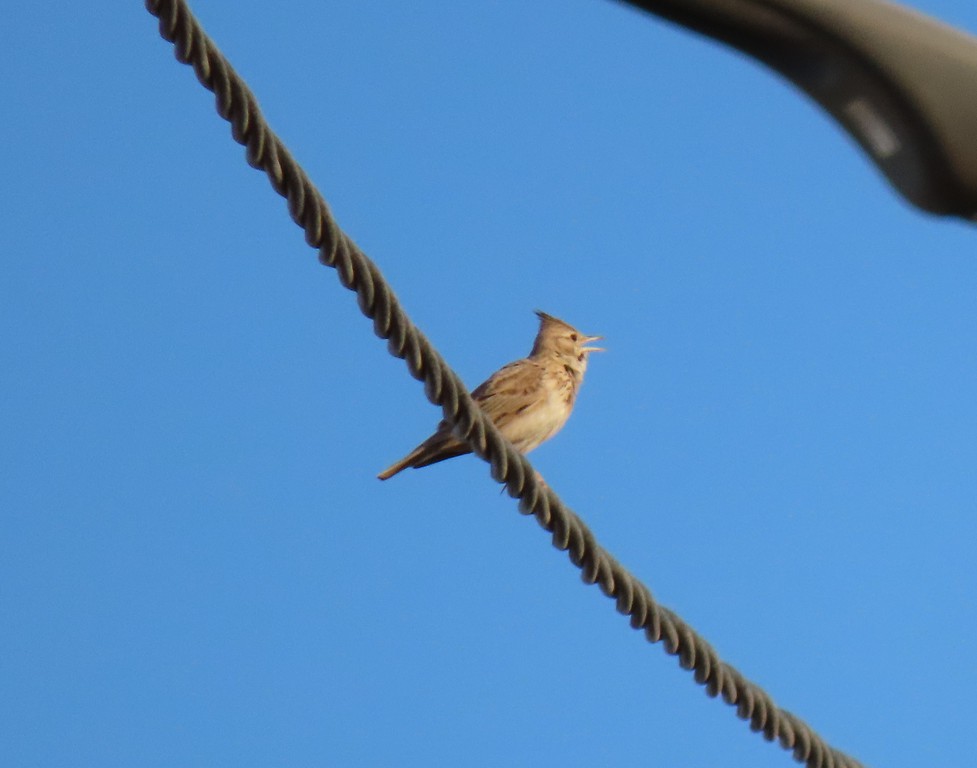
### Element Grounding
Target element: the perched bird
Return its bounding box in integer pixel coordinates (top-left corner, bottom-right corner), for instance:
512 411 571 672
377 311 603 480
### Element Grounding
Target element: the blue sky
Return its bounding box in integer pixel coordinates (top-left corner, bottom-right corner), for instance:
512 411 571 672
3 1 976 766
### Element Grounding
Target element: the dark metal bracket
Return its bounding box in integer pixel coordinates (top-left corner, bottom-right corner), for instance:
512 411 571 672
621 0 977 219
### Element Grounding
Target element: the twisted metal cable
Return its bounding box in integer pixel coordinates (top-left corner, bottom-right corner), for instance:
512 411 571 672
144 2 865 766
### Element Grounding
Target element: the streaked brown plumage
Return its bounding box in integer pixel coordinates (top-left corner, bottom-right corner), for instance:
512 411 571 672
377 311 602 480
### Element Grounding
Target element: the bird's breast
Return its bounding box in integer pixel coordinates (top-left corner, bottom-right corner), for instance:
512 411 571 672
500 367 576 453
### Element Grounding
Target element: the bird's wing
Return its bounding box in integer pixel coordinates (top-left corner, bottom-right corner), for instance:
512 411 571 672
377 359 545 479
471 358 545 431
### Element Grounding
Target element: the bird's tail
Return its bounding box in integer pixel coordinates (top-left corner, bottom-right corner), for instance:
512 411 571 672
376 450 421 481
377 435 470 480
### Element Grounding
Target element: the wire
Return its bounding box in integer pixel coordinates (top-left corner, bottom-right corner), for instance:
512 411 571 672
144 2 866 765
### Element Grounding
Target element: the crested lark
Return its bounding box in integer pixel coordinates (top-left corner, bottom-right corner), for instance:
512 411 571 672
377 311 602 480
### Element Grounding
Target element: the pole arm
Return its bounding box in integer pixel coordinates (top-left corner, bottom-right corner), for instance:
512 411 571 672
620 0 977 219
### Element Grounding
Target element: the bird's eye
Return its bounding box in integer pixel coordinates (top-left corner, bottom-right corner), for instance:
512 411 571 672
570 333 578 342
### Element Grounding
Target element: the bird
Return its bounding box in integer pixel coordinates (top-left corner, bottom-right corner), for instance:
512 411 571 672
377 310 602 480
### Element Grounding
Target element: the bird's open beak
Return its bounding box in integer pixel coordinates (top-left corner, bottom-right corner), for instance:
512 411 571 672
582 335 604 353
